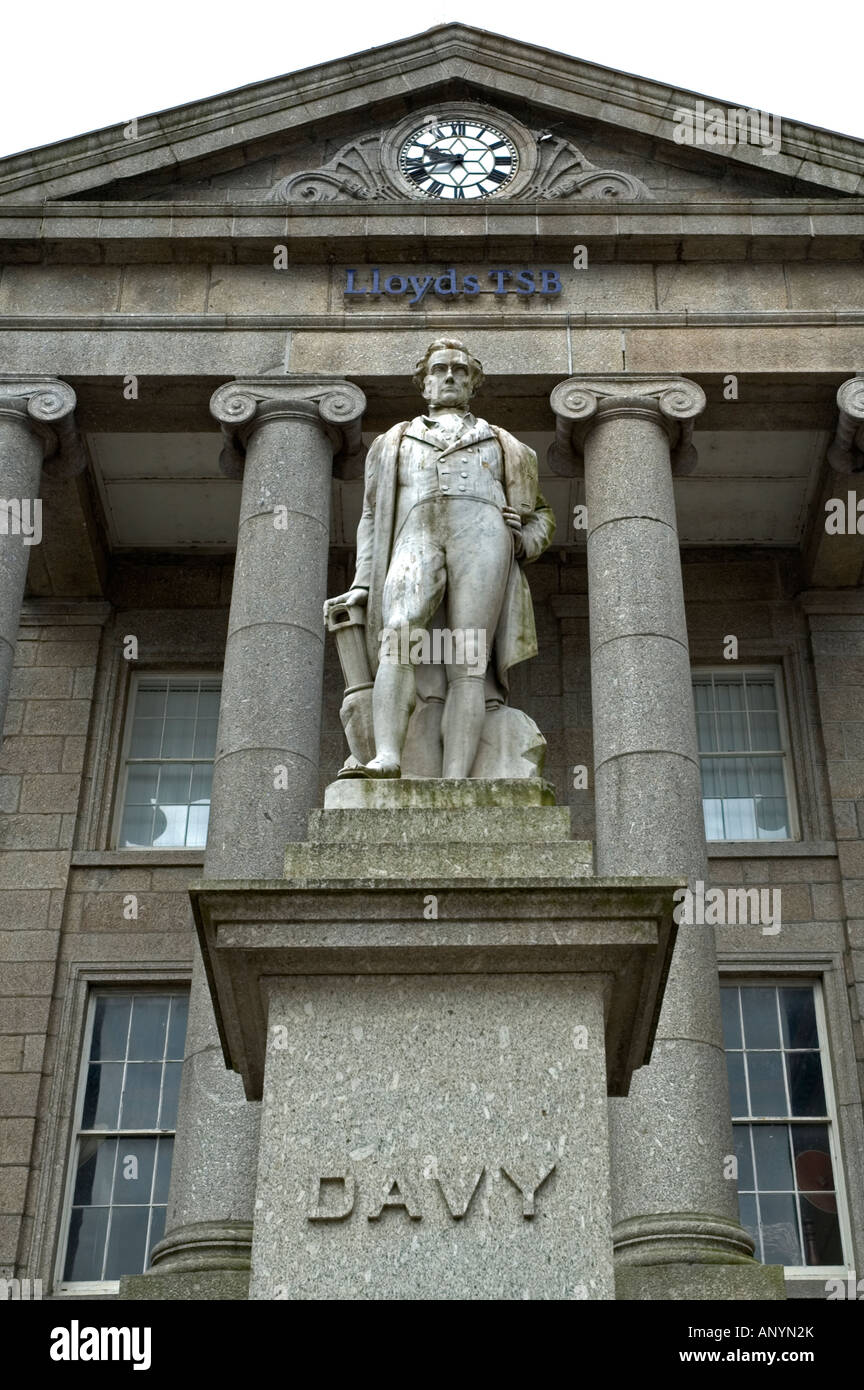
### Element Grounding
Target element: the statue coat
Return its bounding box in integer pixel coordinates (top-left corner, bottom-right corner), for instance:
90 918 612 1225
351 418 556 686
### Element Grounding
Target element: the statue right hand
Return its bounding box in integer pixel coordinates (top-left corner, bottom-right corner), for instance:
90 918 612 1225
323 588 369 623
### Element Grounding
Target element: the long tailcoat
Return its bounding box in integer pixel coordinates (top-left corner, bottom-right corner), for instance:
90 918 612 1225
351 418 556 687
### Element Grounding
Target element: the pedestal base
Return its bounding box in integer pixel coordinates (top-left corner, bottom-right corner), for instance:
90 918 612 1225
191 780 680 1300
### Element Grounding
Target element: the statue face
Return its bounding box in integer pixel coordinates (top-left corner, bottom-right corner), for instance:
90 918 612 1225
422 349 474 410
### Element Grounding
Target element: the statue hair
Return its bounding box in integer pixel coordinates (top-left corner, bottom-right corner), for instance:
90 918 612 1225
413 338 484 393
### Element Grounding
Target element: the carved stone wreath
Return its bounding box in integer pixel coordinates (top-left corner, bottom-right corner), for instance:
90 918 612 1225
267 108 651 203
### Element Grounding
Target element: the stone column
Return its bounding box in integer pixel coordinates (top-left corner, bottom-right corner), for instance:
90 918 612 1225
550 376 784 1300
0 377 81 741
125 378 365 1300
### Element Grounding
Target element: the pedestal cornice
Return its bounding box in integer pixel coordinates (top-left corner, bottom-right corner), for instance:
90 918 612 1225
210 375 367 480
0 374 86 477
548 374 706 478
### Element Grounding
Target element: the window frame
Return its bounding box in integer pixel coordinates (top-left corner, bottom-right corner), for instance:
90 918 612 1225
111 669 222 852
720 974 855 1283
54 983 190 1297
693 664 801 844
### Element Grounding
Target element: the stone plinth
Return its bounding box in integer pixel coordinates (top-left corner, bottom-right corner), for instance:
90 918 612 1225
190 780 681 1301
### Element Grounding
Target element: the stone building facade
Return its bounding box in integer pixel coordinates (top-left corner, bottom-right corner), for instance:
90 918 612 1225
0 25 863 1299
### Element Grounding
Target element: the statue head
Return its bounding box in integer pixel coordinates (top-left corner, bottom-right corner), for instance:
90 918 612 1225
413 338 484 411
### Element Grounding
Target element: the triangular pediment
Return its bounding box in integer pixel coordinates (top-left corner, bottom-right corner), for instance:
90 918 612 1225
0 25 862 205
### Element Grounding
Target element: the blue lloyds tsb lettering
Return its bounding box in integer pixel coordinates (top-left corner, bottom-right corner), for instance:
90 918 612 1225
344 267 562 305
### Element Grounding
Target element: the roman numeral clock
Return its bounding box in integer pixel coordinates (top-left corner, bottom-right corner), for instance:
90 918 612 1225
398 119 519 200
384 104 534 202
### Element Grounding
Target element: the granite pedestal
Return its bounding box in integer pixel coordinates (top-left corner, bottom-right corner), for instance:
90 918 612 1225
191 780 680 1300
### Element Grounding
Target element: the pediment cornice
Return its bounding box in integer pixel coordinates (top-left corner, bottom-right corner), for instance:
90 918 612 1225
0 25 862 203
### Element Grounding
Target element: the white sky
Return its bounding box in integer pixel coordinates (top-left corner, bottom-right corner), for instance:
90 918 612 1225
0 0 862 161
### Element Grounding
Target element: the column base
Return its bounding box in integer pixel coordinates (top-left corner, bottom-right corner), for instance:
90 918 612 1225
120 1220 252 1301
614 1213 786 1300
615 1262 786 1300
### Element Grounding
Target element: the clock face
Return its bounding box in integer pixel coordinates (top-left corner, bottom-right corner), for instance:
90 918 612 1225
398 120 519 200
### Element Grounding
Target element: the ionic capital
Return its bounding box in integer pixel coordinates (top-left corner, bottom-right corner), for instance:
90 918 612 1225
549 374 706 477
0 375 85 477
827 376 864 474
210 377 367 480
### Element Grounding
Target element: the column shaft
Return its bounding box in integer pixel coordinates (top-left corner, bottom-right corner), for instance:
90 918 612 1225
551 377 784 1299
127 378 365 1300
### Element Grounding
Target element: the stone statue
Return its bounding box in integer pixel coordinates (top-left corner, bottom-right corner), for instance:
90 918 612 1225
324 338 555 779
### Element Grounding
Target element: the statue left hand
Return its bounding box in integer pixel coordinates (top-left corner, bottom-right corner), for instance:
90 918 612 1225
502 505 525 557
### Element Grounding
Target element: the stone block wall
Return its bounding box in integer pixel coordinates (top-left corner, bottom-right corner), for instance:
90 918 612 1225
0 602 108 1278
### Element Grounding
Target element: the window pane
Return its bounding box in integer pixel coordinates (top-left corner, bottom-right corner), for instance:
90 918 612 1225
715 680 745 713
153 805 188 846
166 997 188 1061
119 1062 162 1129
733 1125 755 1190
780 989 818 1049
750 757 785 797
745 679 777 710
752 1125 794 1191
749 710 781 749
759 1193 802 1265
153 1138 174 1203
63 1205 109 1282
134 686 166 718
158 763 193 804
112 1138 156 1204
148 1206 167 1263
738 1192 759 1255
693 681 714 713
740 987 780 1049
124 765 160 806
791 1125 836 1206
720 988 742 1049
128 997 169 1061
190 764 213 803
726 1051 748 1116
787 1053 827 1117
159 1062 182 1129
73 1136 117 1206
165 689 198 717
721 796 757 840
197 689 221 719
162 719 196 758
703 799 724 841
91 996 130 1061
82 1062 123 1129
119 804 155 848
717 709 747 752
754 798 789 840
799 1201 843 1266
746 1051 787 1116
104 1205 150 1280
696 712 716 751
129 719 163 758
193 719 218 758
186 803 210 848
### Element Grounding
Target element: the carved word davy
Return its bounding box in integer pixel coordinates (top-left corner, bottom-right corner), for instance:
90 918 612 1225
307 1163 556 1223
